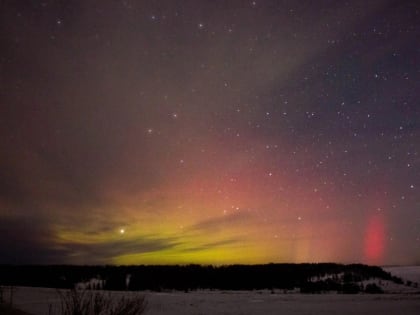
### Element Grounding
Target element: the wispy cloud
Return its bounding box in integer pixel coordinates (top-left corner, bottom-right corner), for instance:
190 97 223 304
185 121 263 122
188 211 254 233
58 235 181 264
181 239 243 253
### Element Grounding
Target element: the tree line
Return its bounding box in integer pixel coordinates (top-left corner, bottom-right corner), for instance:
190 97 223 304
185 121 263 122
0 263 404 293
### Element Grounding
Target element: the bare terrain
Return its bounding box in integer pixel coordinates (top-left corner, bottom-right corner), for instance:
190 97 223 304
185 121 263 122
3 266 419 315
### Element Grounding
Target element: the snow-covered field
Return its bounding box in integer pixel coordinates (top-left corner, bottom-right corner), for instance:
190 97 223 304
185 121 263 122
384 266 420 285
6 287 419 315
5 266 420 315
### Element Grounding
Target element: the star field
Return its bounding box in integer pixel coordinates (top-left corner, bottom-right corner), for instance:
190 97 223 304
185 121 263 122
0 0 419 265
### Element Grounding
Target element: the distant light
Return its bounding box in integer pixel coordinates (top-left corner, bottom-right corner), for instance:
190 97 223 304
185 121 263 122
120 228 125 234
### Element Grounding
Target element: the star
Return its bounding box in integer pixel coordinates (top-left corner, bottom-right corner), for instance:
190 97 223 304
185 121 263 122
1 0 418 266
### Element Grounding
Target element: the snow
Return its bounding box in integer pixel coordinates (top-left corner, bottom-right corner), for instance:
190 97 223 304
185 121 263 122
3 266 419 315
6 286 420 315
75 278 105 290
384 266 420 285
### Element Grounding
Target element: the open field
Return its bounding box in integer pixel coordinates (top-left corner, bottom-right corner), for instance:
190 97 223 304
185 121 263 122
3 266 419 315
0 303 33 315
4 286 419 315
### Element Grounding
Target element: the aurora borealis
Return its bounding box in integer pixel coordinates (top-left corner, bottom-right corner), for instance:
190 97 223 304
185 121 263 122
1 0 419 266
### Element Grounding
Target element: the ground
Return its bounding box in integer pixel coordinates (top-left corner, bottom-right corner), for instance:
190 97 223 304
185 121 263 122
0 303 33 315
4 266 420 315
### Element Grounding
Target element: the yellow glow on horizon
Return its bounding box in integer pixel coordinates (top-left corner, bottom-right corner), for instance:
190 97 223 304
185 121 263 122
49 174 356 265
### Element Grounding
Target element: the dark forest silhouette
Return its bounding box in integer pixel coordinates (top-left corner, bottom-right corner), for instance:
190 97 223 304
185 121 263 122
0 263 405 294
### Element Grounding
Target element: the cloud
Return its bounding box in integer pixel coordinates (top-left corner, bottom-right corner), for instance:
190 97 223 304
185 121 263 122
0 216 68 264
0 214 181 264
188 211 254 233
57 235 180 264
181 239 242 253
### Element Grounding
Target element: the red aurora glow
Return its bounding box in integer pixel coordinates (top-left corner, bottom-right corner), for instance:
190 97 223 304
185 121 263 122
364 214 386 264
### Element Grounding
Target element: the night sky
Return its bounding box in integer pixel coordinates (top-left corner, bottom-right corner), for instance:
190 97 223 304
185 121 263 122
1 0 419 266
